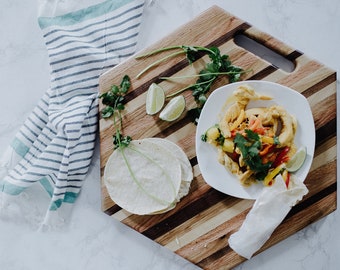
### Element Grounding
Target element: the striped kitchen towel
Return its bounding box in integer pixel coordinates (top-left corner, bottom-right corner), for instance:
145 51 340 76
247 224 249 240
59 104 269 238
0 0 145 229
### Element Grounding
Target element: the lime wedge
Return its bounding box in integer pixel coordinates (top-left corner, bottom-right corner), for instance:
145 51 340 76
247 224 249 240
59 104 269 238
146 83 165 115
286 146 307 172
159 95 186 121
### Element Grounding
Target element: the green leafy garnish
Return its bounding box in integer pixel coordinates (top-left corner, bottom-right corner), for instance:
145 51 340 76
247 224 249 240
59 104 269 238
234 129 272 180
99 75 130 119
273 136 280 145
201 133 207 142
135 45 248 124
99 75 132 149
113 130 132 150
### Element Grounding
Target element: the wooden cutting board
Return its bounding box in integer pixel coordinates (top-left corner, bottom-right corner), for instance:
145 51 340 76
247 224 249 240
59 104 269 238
98 6 337 269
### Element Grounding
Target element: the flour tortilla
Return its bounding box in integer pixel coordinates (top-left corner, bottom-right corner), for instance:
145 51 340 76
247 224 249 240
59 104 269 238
104 139 182 215
144 138 193 214
145 138 193 201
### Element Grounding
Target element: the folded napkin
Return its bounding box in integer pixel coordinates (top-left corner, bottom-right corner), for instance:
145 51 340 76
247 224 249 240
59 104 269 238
0 0 145 229
228 175 308 259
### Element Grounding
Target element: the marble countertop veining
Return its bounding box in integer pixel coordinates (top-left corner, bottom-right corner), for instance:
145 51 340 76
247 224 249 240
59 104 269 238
0 0 339 269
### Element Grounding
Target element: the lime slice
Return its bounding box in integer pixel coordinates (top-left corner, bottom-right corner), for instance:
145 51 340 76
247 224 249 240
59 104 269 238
146 83 165 115
286 146 307 172
159 95 186 121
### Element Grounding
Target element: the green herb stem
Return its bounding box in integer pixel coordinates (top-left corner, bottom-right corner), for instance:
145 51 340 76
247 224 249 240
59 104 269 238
136 51 185 79
135 45 183 58
191 46 215 55
160 70 251 81
166 77 215 98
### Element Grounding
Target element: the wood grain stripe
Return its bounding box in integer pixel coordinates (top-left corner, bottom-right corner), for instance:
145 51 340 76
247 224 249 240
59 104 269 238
162 199 254 251
142 188 227 240
301 72 336 98
248 66 278 80
286 50 303 61
288 182 337 219
316 120 336 146
208 23 251 48
313 94 336 130
104 203 121 216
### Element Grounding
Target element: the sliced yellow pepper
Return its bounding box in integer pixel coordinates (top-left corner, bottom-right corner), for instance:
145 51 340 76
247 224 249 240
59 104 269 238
263 163 285 186
261 135 275 144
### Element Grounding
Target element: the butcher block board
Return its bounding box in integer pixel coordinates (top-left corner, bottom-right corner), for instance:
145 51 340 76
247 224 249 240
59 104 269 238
98 6 337 269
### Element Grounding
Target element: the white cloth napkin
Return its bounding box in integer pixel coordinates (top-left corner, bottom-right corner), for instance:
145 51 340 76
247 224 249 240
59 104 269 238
0 0 145 229
228 175 308 259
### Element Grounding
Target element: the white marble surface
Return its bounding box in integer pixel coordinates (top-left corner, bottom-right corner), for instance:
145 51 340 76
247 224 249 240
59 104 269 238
0 0 339 269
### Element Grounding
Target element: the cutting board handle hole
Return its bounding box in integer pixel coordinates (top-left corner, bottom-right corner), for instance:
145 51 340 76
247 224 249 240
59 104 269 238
234 33 295 73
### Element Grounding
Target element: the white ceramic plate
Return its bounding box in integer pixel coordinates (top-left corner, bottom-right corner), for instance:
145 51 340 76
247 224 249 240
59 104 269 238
195 80 315 200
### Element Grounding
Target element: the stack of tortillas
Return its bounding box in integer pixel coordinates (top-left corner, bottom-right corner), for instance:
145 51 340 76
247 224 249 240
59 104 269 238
103 138 193 215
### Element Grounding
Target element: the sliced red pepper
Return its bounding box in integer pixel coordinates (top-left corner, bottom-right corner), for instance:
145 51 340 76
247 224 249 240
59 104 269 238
285 171 290 188
272 146 290 168
229 151 240 163
282 170 290 188
230 130 238 138
261 153 276 164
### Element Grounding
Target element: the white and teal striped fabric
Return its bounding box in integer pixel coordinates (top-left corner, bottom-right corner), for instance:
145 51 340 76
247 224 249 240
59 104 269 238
0 0 145 229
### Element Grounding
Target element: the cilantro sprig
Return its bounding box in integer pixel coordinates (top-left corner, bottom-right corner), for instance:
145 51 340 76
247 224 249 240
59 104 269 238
234 129 272 181
99 75 132 149
100 75 130 119
113 130 132 150
135 45 248 124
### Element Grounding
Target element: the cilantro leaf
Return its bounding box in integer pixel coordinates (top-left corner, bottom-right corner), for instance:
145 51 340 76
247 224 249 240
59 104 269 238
101 106 114 118
113 130 132 149
234 130 272 181
100 76 131 119
100 75 132 149
120 75 131 93
245 129 260 141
